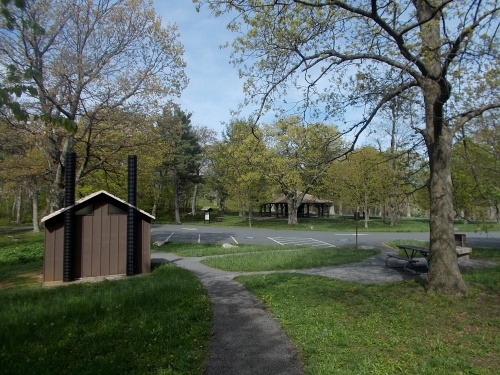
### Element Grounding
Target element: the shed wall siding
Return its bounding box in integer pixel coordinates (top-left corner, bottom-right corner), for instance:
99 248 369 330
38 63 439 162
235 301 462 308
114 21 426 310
77 200 128 278
117 214 127 275
43 220 64 282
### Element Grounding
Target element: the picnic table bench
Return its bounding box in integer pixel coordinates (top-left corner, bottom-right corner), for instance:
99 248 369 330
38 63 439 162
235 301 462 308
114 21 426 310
386 234 472 274
215 216 224 222
386 245 430 274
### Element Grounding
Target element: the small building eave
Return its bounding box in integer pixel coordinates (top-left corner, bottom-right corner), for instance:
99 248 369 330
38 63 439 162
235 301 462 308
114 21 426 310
41 190 155 223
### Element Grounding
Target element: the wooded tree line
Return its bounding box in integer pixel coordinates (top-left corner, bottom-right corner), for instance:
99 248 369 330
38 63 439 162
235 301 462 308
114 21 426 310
1 112 497 230
0 1 498 230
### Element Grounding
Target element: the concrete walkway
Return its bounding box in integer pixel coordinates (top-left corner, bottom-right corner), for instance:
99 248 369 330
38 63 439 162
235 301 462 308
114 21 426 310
151 248 495 375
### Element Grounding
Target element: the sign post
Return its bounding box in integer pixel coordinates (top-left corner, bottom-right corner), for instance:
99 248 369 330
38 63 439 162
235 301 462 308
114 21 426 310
201 207 212 224
353 212 360 249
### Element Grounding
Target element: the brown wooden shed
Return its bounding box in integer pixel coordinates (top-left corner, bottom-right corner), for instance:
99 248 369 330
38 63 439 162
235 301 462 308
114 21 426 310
41 190 154 283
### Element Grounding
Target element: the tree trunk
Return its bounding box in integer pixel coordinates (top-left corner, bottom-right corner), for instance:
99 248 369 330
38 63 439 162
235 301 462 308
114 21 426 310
363 199 369 229
49 138 75 212
173 175 181 224
248 204 253 227
388 101 399 227
31 189 40 233
151 181 162 218
406 196 412 217
213 190 219 207
415 0 468 295
191 183 198 215
239 201 246 218
15 192 22 224
389 203 398 227
419 90 468 293
288 202 298 225
151 201 157 218
426 131 467 294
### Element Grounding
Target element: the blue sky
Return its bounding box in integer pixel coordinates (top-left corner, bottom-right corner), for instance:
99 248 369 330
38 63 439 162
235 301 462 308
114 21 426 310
153 0 246 136
151 1 374 145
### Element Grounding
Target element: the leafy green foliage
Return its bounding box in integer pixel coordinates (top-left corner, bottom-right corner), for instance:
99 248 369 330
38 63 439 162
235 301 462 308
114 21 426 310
156 104 203 222
262 116 345 224
1 0 186 214
452 115 500 222
207 118 270 217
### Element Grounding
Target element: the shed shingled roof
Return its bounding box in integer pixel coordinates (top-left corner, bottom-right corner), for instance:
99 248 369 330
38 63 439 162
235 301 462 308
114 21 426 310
40 190 155 223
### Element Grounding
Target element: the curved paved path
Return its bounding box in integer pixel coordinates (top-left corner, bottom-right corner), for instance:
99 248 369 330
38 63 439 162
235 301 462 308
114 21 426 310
152 253 304 375
151 247 495 375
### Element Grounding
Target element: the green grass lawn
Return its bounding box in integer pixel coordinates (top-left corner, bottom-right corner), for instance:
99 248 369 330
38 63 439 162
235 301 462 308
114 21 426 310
0 230 44 288
237 274 500 375
154 242 295 257
1 228 498 374
155 242 380 271
200 247 380 272
0 230 211 375
0 264 211 375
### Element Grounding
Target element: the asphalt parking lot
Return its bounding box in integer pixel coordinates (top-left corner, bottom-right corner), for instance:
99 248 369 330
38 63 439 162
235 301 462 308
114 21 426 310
151 224 500 249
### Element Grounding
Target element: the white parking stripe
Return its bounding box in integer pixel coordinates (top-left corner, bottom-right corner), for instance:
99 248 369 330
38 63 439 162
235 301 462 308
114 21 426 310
268 237 336 248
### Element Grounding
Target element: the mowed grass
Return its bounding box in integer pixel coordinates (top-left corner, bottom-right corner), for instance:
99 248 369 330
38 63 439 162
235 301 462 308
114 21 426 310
2 228 498 374
0 230 44 288
154 242 293 257
200 247 380 272
0 264 211 375
156 242 380 271
237 273 500 375
0 230 211 375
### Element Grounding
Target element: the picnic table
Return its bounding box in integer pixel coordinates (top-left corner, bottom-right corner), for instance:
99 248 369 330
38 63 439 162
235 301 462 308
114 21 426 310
386 245 430 274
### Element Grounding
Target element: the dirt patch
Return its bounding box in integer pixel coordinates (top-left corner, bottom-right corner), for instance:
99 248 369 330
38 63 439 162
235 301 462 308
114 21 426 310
0 271 43 290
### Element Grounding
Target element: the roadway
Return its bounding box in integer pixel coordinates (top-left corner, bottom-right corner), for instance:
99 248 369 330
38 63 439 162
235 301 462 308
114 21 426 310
151 224 500 249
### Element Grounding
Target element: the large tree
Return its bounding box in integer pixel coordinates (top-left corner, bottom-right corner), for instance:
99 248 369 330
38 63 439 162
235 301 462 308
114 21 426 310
196 0 500 294
157 105 202 224
452 114 500 222
0 0 187 211
263 116 344 225
330 147 391 228
209 119 269 224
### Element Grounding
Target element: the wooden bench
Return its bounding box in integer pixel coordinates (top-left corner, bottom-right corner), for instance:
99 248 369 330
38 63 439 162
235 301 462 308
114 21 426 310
455 233 466 247
215 216 224 222
456 246 472 261
454 233 472 261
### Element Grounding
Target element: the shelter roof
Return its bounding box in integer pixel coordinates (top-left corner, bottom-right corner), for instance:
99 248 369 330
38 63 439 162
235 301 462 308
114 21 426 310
269 193 331 205
41 190 155 223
